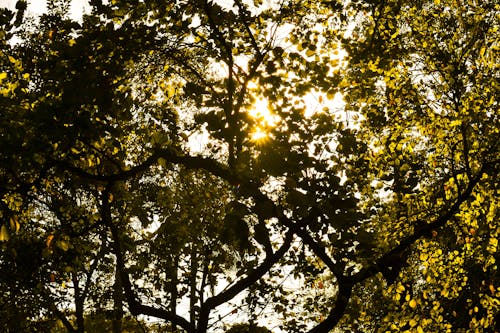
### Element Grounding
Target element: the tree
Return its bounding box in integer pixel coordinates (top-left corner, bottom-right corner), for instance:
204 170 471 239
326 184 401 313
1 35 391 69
0 0 498 332
332 1 499 331
225 323 272 333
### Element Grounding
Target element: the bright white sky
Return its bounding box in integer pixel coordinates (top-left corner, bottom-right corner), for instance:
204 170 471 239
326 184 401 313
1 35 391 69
0 0 90 21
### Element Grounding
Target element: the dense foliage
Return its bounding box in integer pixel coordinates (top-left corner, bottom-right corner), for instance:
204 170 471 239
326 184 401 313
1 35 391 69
0 0 498 332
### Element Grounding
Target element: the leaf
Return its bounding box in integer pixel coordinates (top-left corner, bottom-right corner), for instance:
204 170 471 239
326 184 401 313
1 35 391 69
409 299 417 308
260 150 285 176
306 49 315 57
46 234 54 247
0 225 9 241
57 240 70 251
9 216 20 233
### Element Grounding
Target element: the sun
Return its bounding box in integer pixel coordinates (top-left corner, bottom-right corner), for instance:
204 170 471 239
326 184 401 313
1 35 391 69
250 127 269 142
248 97 278 142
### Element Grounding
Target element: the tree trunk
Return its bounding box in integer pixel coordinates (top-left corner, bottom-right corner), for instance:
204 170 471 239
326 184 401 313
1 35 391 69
189 246 199 325
171 255 179 333
72 272 85 333
112 263 124 333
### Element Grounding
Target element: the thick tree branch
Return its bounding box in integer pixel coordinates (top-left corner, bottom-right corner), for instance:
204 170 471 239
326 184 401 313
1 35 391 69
72 272 84 333
59 146 496 332
52 148 237 185
197 231 294 332
307 282 353 333
304 162 493 333
356 161 489 284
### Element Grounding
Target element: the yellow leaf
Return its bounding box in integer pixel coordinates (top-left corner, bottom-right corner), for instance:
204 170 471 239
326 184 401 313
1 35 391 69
46 234 54 247
158 157 167 168
489 284 496 294
488 238 498 253
57 240 70 251
9 216 20 233
0 225 9 241
0 72 7 81
409 299 417 308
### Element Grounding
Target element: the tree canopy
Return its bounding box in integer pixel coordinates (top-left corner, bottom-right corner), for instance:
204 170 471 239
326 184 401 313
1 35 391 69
0 0 498 332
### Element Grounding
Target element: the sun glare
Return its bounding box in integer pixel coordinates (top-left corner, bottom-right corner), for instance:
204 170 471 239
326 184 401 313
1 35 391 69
248 98 278 142
250 127 269 142
248 98 278 125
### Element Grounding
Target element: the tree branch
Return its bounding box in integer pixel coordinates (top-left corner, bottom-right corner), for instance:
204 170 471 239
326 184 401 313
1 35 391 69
197 231 294 332
305 163 491 333
101 185 196 333
307 281 353 333
41 287 77 333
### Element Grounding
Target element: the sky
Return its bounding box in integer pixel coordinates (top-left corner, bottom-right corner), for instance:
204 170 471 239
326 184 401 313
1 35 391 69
0 0 90 21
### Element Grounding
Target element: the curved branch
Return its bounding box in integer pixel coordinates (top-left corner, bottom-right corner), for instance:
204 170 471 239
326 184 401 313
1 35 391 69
307 281 353 333
58 146 346 285
354 162 489 284
58 148 497 332
52 148 237 184
305 163 493 333
197 231 294 332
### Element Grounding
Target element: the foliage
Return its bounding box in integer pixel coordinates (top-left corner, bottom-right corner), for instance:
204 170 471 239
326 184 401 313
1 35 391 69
0 0 498 332
225 323 272 333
